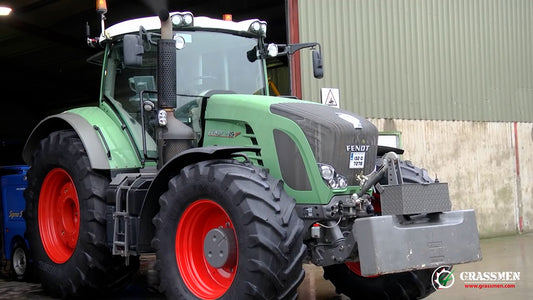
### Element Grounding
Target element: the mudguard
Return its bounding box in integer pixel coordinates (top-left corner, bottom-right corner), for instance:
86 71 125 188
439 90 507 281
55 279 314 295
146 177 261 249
22 108 141 170
137 146 260 252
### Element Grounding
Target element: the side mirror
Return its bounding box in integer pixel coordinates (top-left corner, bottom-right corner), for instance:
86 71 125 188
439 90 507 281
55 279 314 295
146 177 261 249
248 44 279 62
312 49 323 79
247 46 258 62
123 34 144 67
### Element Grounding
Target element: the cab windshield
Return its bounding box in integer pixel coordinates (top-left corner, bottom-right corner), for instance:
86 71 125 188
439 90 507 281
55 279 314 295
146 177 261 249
102 31 267 158
174 31 267 101
103 30 267 112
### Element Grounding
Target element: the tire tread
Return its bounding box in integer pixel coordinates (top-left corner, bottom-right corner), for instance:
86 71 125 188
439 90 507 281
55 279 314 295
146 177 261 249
153 159 305 299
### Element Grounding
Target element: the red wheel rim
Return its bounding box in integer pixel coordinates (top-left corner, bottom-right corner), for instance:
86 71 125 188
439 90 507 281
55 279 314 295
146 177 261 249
176 200 238 299
346 262 380 278
38 168 80 263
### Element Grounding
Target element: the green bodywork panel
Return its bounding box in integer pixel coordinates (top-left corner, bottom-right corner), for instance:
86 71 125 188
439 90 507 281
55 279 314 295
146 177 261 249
203 94 360 205
65 94 360 204
68 106 143 169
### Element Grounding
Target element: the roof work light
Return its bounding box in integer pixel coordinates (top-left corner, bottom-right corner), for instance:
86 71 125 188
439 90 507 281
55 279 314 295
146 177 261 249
0 6 12 16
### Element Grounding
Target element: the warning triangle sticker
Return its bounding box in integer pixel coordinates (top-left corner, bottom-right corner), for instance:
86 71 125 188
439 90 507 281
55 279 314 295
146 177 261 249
321 88 340 108
325 89 337 106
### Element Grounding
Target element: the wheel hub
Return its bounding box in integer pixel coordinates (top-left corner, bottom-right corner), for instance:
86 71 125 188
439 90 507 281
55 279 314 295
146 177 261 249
175 199 239 299
39 168 80 263
204 227 237 268
12 247 26 276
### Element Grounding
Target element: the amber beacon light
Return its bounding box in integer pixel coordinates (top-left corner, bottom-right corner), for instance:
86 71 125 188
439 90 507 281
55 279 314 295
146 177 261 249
96 0 107 14
223 14 232 21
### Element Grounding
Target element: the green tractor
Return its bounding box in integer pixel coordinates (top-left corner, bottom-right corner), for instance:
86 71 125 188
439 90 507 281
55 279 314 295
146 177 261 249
22 4 481 300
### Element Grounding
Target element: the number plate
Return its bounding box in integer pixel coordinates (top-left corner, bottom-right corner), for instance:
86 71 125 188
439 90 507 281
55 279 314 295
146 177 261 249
349 152 365 169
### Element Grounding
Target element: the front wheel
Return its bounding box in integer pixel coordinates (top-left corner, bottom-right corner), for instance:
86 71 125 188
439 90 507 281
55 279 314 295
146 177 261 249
323 263 435 299
152 160 306 299
324 160 439 299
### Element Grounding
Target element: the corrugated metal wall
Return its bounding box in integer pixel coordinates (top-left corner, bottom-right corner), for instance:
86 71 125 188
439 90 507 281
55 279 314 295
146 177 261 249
298 0 533 122
368 119 533 236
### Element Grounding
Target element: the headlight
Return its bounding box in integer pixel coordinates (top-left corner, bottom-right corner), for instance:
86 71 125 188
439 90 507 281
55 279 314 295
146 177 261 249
172 14 183 25
172 12 194 27
318 163 348 190
328 175 347 189
251 22 261 31
183 14 193 26
319 164 335 180
248 20 267 37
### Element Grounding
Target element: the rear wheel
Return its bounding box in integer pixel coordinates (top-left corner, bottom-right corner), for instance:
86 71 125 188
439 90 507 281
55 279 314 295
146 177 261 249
24 130 139 297
152 159 306 299
323 160 438 299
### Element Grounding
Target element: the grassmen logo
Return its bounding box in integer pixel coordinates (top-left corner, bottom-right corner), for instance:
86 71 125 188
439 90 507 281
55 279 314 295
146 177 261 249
432 268 521 290
460 271 520 281
432 265 455 290
461 271 520 289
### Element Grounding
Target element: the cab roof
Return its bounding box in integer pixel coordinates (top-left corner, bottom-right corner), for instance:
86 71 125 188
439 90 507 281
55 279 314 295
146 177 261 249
101 12 265 41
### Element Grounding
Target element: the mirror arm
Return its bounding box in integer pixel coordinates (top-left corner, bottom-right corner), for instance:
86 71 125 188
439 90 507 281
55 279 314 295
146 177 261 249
273 42 324 79
276 42 321 56
288 42 320 54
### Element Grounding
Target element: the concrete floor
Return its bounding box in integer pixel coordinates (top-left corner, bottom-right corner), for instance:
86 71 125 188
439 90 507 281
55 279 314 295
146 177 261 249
1 233 531 299
425 232 533 300
297 233 533 300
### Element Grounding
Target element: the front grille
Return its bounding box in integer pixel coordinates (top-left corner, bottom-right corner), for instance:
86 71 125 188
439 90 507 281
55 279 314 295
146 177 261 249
271 103 377 186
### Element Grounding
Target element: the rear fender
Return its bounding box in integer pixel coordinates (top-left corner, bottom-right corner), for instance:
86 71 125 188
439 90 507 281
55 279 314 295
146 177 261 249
137 146 260 252
22 109 141 170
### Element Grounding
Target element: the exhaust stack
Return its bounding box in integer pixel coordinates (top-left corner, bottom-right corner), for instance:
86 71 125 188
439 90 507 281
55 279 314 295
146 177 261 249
156 10 194 167
157 10 176 109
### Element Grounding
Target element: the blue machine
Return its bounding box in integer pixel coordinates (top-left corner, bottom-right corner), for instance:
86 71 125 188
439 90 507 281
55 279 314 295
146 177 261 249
0 165 29 280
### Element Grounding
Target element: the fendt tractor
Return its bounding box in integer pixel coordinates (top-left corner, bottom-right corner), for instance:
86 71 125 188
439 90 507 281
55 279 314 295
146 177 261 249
22 2 481 299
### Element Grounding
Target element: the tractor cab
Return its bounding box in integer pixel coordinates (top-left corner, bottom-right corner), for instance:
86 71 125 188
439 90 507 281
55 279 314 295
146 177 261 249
93 12 319 165
98 14 269 161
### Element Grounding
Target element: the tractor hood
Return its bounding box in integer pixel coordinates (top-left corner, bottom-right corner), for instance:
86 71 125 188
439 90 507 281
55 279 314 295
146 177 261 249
202 94 378 191
270 102 378 186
